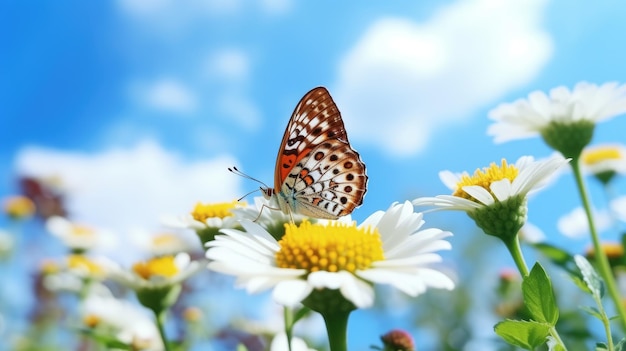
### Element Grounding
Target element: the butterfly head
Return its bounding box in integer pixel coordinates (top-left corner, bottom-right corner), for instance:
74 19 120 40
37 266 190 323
260 187 274 200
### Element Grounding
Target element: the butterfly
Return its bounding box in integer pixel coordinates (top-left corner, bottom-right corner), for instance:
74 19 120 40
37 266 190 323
257 86 368 219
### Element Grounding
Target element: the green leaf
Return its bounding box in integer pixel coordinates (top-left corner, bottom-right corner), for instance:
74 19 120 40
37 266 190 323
523 263 559 325
595 342 608 351
236 344 249 351
579 305 603 320
569 273 592 294
531 243 578 274
293 306 311 324
615 337 626 351
574 255 604 299
494 319 551 349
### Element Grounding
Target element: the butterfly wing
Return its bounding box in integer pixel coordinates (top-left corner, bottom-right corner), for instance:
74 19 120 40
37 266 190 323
274 87 367 219
286 139 367 218
274 87 349 190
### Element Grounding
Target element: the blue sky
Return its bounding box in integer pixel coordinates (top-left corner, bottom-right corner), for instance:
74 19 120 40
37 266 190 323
2 0 626 349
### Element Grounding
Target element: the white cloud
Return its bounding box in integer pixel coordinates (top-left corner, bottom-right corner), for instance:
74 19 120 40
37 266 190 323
205 49 251 82
218 94 261 131
117 0 241 18
334 0 552 157
557 207 612 239
116 0 173 16
260 0 292 15
135 79 198 114
14 141 241 236
612 195 626 223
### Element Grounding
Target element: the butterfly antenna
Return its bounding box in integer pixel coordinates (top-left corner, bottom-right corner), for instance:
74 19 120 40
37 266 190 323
228 167 271 189
236 188 261 202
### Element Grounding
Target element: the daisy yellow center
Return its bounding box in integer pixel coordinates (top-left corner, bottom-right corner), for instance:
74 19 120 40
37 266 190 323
586 242 624 260
83 314 101 328
191 201 242 222
132 256 179 280
3 196 36 218
68 254 104 276
71 224 95 237
183 307 203 322
152 233 179 246
275 221 384 273
40 260 61 275
453 159 519 201
582 146 623 165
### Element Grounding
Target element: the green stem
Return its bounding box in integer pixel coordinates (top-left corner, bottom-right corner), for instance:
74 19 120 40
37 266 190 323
548 326 567 350
571 157 626 332
321 310 350 351
155 310 172 351
284 307 293 351
503 235 530 277
504 235 568 350
600 309 615 351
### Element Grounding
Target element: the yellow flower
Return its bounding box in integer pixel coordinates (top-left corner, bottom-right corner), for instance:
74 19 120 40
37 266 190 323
111 253 201 291
132 255 179 280
581 143 626 184
3 196 35 219
191 201 241 223
67 254 106 278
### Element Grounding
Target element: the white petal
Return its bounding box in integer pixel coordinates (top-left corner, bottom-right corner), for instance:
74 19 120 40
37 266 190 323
273 280 313 307
307 271 346 289
377 253 444 267
339 275 374 308
357 268 426 296
490 178 513 202
461 186 495 205
439 170 462 190
413 195 482 211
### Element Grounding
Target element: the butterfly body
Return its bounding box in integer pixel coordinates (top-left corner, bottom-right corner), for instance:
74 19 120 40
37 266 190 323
260 87 367 219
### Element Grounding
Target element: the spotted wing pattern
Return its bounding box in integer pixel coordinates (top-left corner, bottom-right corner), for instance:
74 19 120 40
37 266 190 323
272 87 367 219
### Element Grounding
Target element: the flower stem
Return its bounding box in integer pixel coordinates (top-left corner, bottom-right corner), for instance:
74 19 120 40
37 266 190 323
571 157 626 332
284 307 294 351
504 235 568 349
320 310 350 351
503 235 529 277
155 310 172 351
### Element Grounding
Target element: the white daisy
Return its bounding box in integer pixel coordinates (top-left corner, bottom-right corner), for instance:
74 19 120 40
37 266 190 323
110 252 202 291
581 143 626 181
206 201 454 309
413 155 569 211
412 155 569 238
162 200 245 246
46 216 116 252
163 200 243 231
232 196 309 234
488 82 626 144
81 295 163 351
130 229 198 257
270 332 317 351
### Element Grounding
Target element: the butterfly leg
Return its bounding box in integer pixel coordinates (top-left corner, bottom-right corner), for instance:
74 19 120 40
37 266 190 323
253 203 281 223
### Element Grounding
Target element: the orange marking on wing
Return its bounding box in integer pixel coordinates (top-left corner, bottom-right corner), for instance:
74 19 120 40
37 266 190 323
299 169 315 186
278 147 312 184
